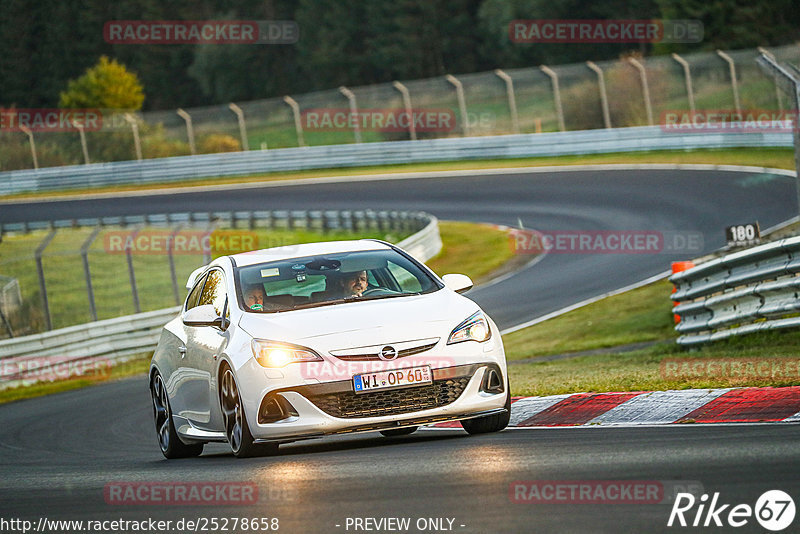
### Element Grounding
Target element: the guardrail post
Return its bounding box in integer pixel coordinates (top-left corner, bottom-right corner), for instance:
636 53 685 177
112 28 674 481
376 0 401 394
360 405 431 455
35 229 57 331
339 86 362 143
0 306 12 338
19 125 38 169
125 228 141 313
445 74 470 137
494 69 520 134
626 58 654 126
282 96 306 147
539 65 565 132
392 81 417 140
586 61 612 129
228 103 249 151
76 124 90 164
124 113 143 161
176 108 197 155
80 226 102 322
716 50 742 116
671 53 696 114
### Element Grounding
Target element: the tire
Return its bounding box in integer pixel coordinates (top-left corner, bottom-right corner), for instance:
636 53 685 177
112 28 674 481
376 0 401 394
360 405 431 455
220 367 278 458
150 371 204 459
461 388 511 435
380 426 418 437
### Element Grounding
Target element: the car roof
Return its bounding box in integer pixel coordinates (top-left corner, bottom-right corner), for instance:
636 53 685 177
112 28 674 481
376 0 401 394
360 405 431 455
230 239 392 267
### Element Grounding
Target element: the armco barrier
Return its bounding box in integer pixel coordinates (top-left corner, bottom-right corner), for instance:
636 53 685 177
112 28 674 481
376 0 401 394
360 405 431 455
0 212 442 387
0 126 793 195
670 236 800 345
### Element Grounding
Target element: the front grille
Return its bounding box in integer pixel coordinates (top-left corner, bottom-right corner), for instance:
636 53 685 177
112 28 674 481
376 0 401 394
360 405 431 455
308 376 471 418
333 341 438 361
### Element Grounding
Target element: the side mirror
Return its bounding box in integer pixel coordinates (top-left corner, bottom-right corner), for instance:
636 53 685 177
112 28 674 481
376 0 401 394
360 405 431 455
442 273 473 294
183 304 224 328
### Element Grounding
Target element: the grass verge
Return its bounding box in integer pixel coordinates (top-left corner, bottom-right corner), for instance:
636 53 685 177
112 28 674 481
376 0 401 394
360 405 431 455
1 147 793 202
504 278 800 397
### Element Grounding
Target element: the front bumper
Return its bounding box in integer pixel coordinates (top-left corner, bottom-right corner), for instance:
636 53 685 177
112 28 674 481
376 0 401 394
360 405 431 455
249 363 507 441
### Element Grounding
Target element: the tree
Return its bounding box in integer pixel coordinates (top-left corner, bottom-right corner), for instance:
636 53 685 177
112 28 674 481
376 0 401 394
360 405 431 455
59 56 145 110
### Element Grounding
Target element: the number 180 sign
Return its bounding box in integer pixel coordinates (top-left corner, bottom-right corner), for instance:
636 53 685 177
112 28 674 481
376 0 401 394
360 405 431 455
726 222 760 247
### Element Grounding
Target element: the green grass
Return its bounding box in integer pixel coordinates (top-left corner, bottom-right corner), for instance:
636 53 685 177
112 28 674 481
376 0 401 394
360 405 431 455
503 277 800 397
2 147 794 202
426 221 516 283
503 279 677 360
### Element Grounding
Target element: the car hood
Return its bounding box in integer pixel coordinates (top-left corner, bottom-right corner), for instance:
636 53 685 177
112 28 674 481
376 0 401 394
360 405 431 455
237 289 480 350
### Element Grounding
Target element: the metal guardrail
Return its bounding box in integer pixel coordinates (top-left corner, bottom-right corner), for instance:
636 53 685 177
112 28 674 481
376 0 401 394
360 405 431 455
0 126 792 195
0 212 441 388
671 236 800 345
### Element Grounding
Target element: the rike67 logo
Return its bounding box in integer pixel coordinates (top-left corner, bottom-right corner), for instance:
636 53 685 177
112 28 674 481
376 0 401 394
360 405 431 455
668 490 795 531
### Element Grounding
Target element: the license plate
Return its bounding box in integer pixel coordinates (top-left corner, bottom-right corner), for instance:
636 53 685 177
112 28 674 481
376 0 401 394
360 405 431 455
353 365 432 394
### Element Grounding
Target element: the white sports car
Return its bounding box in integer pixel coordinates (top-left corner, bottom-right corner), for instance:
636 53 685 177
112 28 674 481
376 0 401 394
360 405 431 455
149 239 510 458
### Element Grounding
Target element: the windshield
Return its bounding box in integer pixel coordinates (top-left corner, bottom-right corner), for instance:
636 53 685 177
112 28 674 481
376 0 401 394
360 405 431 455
235 248 440 312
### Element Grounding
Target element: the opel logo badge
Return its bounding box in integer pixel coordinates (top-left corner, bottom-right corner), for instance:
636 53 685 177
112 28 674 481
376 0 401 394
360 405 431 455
378 345 398 361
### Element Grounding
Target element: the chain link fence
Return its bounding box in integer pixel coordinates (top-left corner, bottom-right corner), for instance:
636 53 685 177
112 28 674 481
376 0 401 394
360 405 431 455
2 44 799 171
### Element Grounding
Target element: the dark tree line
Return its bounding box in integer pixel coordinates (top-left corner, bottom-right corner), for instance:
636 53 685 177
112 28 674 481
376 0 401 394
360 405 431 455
1 0 797 111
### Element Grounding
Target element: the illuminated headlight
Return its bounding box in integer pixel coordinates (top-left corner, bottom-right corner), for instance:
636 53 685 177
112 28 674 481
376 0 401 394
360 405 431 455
251 340 323 368
447 311 491 345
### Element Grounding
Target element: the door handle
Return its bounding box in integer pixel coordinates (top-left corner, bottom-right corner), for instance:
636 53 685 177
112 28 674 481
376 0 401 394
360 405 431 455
178 346 187 358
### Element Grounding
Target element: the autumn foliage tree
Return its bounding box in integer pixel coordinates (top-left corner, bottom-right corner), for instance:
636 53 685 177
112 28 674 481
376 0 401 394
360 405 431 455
59 56 145 111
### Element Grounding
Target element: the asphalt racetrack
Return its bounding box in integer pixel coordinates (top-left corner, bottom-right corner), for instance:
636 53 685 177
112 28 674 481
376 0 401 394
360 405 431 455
1 167 799 533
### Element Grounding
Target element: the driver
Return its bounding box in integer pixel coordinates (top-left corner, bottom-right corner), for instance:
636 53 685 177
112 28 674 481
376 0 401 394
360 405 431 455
337 270 368 298
244 285 266 310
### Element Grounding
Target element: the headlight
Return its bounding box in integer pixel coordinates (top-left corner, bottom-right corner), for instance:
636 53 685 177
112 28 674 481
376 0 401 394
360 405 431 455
447 311 491 345
251 340 323 368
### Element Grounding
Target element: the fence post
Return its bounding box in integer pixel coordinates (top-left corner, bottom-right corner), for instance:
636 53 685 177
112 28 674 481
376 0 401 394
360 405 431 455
757 53 800 217
19 125 38 169
627 57 654 126
758 47 784 112
124 113 143 161
35 229 57 331
228 102 249 151
282 96 306 147
339 86 362 143
445 74 470 137
539 65 565 132
176 108 197 155
494 69 520 134
392 81 417 140
671 53 696 114
76 124 90 164
168 224 183 305
80 226 102 322
125 228 141 313
586 61 612 129
716 50 742 116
